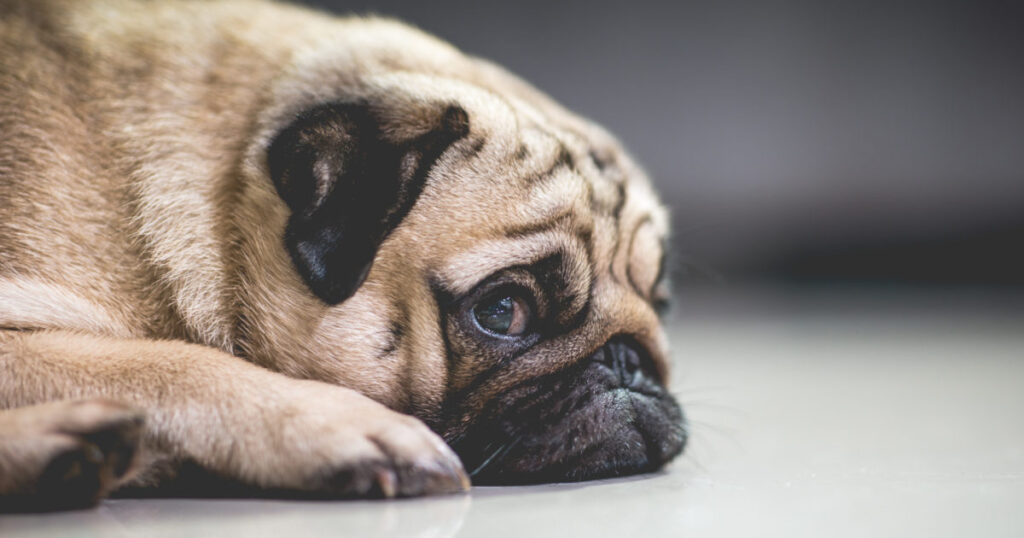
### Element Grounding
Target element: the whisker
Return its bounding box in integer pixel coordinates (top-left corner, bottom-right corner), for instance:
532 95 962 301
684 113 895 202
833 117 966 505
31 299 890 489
469 444 507 477
469 434 524 477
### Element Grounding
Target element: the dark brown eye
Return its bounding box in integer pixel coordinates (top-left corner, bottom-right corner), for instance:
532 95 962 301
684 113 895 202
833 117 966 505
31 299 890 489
472 293 531 336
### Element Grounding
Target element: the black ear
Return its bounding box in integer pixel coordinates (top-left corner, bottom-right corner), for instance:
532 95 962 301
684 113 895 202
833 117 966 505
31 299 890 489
266 102 470 305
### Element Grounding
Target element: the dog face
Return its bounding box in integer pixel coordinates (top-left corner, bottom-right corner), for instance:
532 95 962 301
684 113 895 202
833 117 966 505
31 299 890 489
232 24 686 484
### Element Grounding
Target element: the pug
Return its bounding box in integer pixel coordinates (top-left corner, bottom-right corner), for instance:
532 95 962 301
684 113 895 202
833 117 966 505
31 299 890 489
0 0 685 510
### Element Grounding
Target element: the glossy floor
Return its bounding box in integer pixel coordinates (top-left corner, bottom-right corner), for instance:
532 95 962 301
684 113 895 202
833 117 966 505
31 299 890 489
3 289 1023 537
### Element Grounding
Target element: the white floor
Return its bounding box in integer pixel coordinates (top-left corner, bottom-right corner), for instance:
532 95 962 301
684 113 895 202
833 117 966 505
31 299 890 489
3 289 1023 537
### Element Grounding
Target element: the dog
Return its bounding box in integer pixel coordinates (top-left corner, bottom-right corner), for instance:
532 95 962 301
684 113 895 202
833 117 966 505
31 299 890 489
0 0 685 509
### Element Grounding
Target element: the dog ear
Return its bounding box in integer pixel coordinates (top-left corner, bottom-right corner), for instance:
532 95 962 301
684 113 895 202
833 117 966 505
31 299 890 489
267 102 470 305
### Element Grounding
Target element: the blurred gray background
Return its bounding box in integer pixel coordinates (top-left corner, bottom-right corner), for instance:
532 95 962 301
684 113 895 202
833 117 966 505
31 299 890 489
299 0 1024 289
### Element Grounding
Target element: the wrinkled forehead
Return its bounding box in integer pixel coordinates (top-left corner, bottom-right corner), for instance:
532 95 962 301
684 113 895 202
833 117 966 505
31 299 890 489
401 74 668 292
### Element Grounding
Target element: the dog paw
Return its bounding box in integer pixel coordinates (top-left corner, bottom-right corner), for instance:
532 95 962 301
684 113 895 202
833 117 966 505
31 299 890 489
0 399 144 511
238 382 469 498
50 399 144 487
309 417 470 498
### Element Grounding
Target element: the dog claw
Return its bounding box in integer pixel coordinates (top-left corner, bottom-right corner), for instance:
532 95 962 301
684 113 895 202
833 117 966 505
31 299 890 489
457 468 471 492
376 468 398 498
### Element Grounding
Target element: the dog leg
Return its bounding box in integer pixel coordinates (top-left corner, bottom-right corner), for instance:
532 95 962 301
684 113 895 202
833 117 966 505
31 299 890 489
0 330 468 507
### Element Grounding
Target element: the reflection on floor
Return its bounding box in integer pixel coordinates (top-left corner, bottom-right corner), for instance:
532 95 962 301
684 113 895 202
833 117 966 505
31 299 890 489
3 288 1023 537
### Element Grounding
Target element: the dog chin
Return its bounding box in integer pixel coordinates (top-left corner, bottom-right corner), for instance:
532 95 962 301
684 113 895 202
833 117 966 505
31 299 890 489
449 337 686 484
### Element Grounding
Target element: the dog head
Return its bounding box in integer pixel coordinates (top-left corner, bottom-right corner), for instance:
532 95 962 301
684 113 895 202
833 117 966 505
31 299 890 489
237 20 685 484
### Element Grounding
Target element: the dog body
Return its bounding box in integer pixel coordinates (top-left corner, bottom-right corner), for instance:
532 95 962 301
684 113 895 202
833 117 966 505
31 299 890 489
0 0 684 508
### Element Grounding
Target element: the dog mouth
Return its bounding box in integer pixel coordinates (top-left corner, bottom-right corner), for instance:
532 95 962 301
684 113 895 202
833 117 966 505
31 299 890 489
445 336 686 485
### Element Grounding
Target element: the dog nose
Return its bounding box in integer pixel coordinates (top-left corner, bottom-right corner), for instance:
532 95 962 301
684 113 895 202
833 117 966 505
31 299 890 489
592 336 660 387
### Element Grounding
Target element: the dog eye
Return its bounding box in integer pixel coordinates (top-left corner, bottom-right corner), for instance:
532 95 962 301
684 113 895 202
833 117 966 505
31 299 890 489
472 293 531 336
